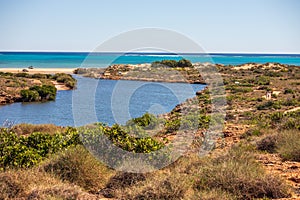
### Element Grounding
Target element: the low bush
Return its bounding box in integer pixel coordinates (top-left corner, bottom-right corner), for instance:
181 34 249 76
0 169 95 199
113 172 191 200
20 89 40 102
256 76 270 85
256 134 278 153
151 59 193 68
193 145 290 199
30 85 57 100
14 73 29 78
52 73 76 89
164 113 210 134
230 86 253 93
0 173 25 199
276 130 300 161
20 84 57 102
42 145 114 192
126 112 160 130
110 145 290 199
31 73 48 79
257 100 281 110
284 88 295 94
81 123 164 154
0 127 80 170
257 129 300 161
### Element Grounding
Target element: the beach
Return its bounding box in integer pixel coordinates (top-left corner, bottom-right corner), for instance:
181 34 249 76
0 68 75 74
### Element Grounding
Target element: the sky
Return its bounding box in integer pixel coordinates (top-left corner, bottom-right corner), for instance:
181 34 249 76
0 0 299 53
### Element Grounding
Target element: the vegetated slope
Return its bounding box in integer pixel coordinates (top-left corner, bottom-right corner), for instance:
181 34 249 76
1 62 300 199
0 72 76 104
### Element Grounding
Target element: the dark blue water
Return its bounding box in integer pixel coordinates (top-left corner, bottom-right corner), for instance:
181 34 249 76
0 76 205 127
1 52 300 68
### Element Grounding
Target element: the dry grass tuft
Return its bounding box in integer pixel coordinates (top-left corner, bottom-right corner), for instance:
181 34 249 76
27 185 99 200
192 189 237 200
12 123 65 135
0 173 25 199
276 129 300 161
0 163 101 199
116 172 191 200
99 172 148 198
256 133 278 153
257 129 300 161
192 145 291 199
41 145 114 193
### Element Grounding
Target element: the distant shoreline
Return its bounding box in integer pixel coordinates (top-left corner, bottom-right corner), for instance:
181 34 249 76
0 68 75 74
1 51 300 56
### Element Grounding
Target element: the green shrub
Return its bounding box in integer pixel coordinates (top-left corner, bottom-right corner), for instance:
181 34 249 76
284 88 294 94
107 124 163 153
256 76 270 85
151 59 193 68
52 73 76 89
80 123 164 154
257 101 281 110
282 98 298 106
230 86 253 93
31 73 48 79
177 58 193 68
0 72 13 76
29 85 57 100
14 73 29 78
0 128 80 170
20 90 40 102
20 85 57 102
241 128 262 138
126 113 160 130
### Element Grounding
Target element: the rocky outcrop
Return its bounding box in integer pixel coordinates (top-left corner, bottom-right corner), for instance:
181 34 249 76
75 63 206 84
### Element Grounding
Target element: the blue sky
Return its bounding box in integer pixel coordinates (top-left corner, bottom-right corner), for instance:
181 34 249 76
0 0 299 53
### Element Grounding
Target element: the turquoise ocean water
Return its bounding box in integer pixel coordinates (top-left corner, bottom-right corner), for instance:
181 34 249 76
0 52 300 68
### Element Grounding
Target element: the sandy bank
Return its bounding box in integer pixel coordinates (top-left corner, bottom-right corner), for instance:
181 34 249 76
0 68 75 74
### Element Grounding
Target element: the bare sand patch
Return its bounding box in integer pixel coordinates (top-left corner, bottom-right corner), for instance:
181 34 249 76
0 68 75 74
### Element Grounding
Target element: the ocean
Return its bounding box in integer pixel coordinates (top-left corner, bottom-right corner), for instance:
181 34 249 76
0 52 300 68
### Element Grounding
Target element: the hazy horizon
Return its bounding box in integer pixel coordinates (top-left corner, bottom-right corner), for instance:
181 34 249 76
1 51 300 55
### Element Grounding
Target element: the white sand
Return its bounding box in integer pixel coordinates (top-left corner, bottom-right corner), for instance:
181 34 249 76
0 68 75 74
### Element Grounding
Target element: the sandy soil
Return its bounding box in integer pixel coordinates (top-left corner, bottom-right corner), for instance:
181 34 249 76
0 68 75 74
233 63 287 70
51 81 70 90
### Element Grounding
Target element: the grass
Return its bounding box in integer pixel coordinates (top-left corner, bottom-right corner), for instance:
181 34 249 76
97 145 290 200
257 129 300 162
0 168 96 199
41 145 115 193
11 123 65 135
276 130 300 161
192 145 290 199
